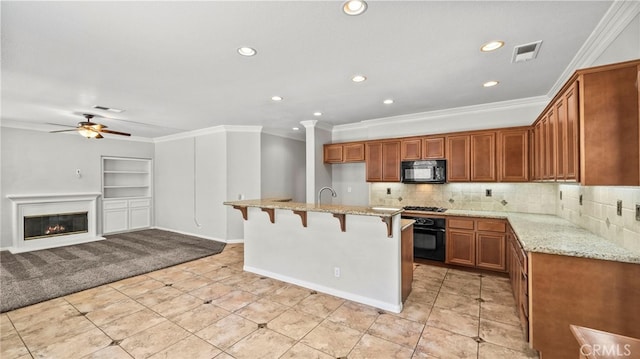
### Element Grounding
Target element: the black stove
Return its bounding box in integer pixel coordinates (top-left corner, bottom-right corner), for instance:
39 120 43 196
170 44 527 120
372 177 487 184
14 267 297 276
403 206 447 213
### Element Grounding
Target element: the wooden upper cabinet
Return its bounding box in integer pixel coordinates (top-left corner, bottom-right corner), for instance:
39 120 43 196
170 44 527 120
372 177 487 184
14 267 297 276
470 132 497 182
423 137 446 159
323 144 343 163
447 135 470 182
323 142 364 163
555 98 566 181
366 141 400 182
564 81 579 181
401 138 422 161
498 129 529 182
545 108 557 180
382 141 401 182
343 143 365 162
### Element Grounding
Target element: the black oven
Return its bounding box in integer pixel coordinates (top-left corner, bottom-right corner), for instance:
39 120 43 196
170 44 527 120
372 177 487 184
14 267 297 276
403 216 446 261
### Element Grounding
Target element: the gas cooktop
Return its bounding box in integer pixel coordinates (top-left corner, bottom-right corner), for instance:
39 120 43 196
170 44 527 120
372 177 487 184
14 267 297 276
403 206 447 213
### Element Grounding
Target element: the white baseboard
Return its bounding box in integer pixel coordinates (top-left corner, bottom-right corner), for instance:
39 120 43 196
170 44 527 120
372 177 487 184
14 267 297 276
152 226 240 244
244 265 403 313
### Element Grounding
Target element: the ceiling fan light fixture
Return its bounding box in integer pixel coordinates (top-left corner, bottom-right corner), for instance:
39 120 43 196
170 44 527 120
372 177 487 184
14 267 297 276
78 128 100 138
343 0 367 16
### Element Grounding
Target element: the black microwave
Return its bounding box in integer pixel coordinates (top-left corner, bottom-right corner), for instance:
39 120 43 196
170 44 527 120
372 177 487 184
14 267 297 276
401 160 447 183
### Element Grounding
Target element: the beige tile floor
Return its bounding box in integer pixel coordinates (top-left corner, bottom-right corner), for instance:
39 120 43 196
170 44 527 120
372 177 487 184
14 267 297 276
1 244 539 359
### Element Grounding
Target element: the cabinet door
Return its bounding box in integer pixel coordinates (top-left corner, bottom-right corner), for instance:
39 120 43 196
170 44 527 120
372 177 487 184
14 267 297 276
446 230 475 267
546 109 557 180
382 141 401 182
423 137 445 159
539 118 548 180
344 143 365 162
104 209 128 234
365 142 383 181
324 144 343 163
129 207 151 230
498 129 529 182
401 139 422 161
476 232 506 271
555 98 566 180
564 81 579 181
446 135 470 182
471 132 497 182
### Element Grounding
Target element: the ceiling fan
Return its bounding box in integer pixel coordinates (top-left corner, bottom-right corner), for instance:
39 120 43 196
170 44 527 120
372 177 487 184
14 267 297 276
49 114 131 139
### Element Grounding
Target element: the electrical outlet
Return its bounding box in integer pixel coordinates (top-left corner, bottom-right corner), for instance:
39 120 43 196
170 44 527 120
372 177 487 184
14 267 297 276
579 194 583 205
617 200 622 216
485 189 492 197
559 191 562 200
334 267 341 278
386 188 391 195
636 204 640 221
347 186 352 193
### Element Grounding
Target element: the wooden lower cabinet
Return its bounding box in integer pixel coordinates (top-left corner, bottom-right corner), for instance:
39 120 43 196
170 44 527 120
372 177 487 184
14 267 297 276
446 230 475 266
529 253 640 359
446 217 506 272
401 223 414 302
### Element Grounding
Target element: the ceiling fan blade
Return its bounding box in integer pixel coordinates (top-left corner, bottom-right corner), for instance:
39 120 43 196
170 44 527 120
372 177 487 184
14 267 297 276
100 128 131 136
49 129 79 133
46 122 77 128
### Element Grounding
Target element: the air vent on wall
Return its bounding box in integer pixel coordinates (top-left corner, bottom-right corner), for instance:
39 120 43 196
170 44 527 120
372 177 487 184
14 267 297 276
512 40 542 63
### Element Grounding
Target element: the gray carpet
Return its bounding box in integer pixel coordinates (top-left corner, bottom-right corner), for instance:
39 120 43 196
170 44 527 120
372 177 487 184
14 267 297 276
0 229 226 313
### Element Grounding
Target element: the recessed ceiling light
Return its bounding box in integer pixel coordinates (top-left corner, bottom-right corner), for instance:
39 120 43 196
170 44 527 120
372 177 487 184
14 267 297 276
292 127 300 131
343 0 368 15
313 112 322 116
383 99 394 105
271 96 283 101
237 47 257 57
92 105 124 113
352 75 367 83
481 41 504 52
483 80 499 87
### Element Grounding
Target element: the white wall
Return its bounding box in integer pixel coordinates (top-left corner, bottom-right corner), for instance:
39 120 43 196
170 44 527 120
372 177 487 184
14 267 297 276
226 130 261 240
0 127 154 248
331 162 368 206
155 127 262 242
260 133 306 202
154 132 228 240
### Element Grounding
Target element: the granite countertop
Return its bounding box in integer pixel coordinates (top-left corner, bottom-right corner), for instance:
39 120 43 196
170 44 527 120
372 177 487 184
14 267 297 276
406 208 640 264
224 199 403 217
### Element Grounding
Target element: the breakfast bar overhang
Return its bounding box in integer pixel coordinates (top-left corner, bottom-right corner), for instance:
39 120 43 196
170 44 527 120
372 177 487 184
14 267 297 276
224 199 410 313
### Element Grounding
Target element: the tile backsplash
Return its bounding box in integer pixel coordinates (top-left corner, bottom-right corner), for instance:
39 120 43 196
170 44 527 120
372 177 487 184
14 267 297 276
557 184 640 254
370 183 557 214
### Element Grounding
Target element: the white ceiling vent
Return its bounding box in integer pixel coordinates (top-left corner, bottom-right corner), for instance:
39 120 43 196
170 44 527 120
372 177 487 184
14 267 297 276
512 40 542 63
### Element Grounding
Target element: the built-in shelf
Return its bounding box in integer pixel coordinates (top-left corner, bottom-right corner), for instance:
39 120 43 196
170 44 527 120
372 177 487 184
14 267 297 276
102 156 153 234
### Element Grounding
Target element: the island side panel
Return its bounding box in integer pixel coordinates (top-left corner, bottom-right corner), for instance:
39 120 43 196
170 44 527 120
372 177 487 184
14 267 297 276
243 207 403 312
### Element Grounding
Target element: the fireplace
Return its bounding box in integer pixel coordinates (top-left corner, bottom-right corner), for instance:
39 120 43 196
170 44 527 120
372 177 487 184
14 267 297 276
7 193 104 253
24 212 89 240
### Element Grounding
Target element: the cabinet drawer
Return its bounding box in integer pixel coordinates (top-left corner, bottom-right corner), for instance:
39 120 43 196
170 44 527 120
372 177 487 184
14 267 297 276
448 218 475 230
129 198 151 208
103 200 128 210
477 220 506 233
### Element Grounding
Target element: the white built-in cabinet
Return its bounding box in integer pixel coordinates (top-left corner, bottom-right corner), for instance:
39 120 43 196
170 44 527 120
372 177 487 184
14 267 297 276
102 156 152 234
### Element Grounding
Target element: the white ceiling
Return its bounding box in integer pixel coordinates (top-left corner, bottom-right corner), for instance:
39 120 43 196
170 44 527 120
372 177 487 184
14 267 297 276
1 1 614 139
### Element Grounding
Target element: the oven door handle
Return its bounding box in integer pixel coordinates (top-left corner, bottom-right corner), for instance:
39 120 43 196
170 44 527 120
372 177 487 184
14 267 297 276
413 227 445 232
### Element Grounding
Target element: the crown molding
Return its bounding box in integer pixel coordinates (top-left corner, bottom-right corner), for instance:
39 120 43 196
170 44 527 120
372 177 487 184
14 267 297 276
261 128 305 142
153 125 262 143
333 95 549 133
548 0 640 97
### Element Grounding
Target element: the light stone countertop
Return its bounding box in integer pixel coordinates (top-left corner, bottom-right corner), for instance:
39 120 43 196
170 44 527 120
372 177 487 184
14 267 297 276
401 219 415 231
223 199 403 217
407 209 640 264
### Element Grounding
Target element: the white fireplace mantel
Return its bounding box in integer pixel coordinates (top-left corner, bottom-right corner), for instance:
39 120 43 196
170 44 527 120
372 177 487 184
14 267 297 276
7 192 105 253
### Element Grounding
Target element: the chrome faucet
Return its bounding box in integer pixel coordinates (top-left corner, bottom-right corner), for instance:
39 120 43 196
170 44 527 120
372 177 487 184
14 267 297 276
317 186 337 205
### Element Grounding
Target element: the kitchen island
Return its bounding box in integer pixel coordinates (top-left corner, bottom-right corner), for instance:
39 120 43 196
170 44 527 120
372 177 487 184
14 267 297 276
224 199 410 312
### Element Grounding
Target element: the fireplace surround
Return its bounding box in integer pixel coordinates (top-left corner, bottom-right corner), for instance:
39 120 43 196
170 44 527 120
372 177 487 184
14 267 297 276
7 193 104 253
